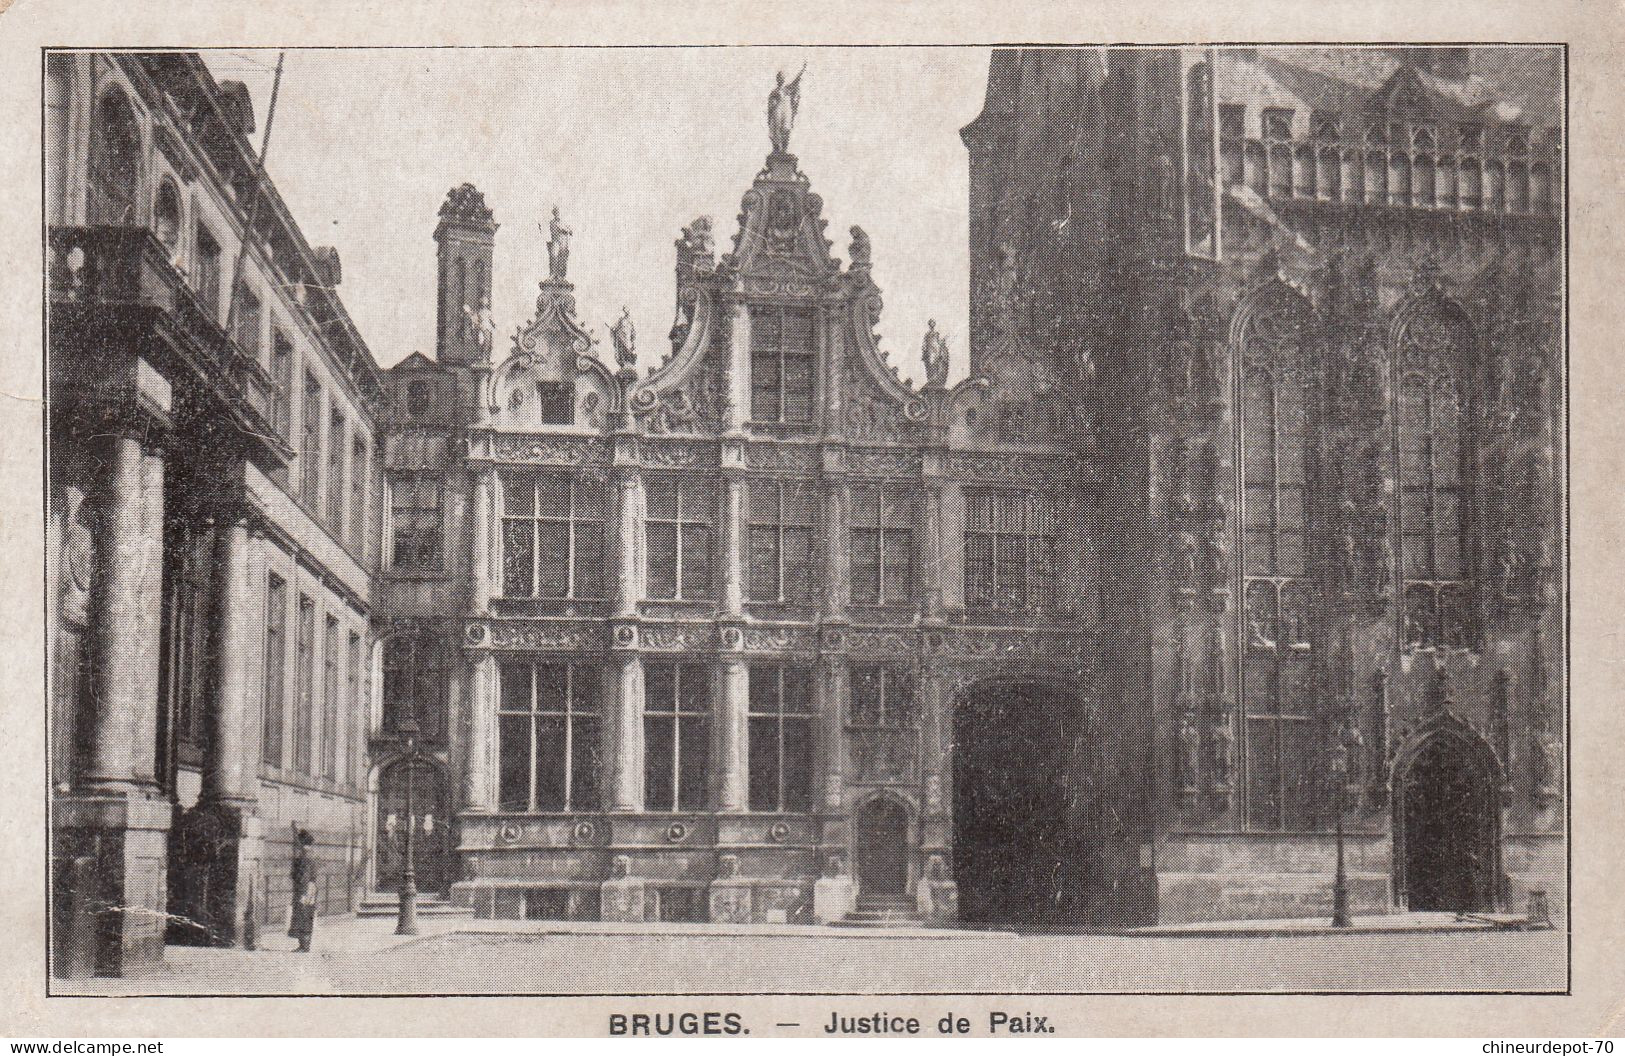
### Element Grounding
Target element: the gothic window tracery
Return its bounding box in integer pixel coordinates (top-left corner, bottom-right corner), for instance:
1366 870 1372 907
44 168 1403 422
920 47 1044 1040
1237 286 1325 832
1398 371 1469 649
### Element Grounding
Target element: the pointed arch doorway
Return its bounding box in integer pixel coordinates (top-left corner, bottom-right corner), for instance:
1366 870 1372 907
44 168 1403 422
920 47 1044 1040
1394 726 1501 913
951 679 1093 929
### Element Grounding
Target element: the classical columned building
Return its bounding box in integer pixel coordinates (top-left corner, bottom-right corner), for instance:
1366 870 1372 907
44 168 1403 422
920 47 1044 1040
48 52 385 976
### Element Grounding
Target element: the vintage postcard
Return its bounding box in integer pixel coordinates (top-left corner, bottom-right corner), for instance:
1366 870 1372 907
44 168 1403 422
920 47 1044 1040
3 0 1621 1040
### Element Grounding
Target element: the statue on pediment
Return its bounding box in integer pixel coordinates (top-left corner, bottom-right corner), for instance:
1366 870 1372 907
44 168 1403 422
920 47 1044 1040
546 206 572 281
921 319 950 388
768 64 806 155
849 225 872 269
610 307 637 369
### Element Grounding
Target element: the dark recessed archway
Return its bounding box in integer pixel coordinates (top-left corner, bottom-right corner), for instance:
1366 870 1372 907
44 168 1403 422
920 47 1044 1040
951 679 1092 930
1395 728 1500 913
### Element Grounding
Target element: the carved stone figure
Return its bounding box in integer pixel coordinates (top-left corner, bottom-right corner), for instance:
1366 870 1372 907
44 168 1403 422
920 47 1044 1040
682 216 714 259
1177 708 1201 796
993 242 1023 326
849 225 872 269
767 64 806 154
546 206 572 281
921 318 950 387
610 307 637 369
611 854 632 880
717 853 740 879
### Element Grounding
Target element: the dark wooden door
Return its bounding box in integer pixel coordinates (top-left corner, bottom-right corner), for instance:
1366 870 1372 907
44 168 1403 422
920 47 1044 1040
376 759 451 894
856 799 910 899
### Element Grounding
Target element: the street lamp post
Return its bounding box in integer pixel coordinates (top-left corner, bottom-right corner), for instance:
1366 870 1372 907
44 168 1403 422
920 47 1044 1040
395 714 421 937
1329 735 1352 929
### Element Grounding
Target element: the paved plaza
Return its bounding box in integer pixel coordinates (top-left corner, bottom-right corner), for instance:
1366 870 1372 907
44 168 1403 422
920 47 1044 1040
56 915 1566 996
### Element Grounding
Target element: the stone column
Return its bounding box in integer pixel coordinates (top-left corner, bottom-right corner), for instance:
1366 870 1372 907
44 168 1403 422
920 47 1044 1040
920 480 945 621
614 469 643 618
818 653 848 811
938 480 966 613
57 428 173 976
724 299 750 432
823 478 849 619
85 435 165 794
470 467 494 612
716 659 749 812
465 653 499 811
609 654 644 811
721 473 745 617
202 512 256 805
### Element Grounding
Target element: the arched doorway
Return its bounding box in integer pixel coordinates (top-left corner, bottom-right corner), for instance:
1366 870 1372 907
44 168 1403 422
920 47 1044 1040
1395 729 1499 913
854 797 910 907
952 679 1092 929
375 758 452 895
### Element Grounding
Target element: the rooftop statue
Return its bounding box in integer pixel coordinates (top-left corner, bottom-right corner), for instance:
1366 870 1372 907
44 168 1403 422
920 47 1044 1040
611 307 637 369
921 318 950 388
768 64 806 155
546 205 572 281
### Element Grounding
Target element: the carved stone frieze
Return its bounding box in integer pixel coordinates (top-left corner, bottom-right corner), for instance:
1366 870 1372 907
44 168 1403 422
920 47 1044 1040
492 434 608 465
741 625 816 652
743 444 819 472
845 447 921 477
486 620 606 651
843 629 916 657
640 439 712 468
640 624 716 651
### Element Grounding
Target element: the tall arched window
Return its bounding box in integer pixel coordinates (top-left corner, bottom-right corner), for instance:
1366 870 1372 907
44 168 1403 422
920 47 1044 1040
1342 150 1362 203
1237 285 1323 832
1293 145 1315 198
88 88 141 225
1318 147 1341 201
1485 161 1506 212
1459 159 1482 209
1399 374 1467 650
1415 155 1436 208
1507 162 1530 212
1437 158 1457 208
1390 153 1412 207
1245 141 1267 196
1530 163 1551 212
1268 145 1292 198
1364 152 1387 204
382 636 449 741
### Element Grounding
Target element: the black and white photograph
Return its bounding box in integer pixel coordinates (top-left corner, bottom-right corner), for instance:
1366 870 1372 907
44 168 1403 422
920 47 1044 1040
28 29 1584 1023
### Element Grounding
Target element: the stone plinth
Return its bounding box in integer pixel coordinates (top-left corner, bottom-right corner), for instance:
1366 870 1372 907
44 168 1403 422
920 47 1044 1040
52 795 173 977
916 879 959 924
813 875 856 923
167 803 262 947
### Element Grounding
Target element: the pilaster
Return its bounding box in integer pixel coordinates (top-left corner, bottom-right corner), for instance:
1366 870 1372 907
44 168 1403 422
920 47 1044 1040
610 653 644 812
716 658 750 812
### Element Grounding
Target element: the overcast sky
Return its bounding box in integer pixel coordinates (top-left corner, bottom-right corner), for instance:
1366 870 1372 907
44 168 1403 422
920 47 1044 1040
201 48 991 385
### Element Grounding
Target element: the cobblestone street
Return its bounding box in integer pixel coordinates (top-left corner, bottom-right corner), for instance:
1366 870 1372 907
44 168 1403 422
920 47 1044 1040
57 916 1566 996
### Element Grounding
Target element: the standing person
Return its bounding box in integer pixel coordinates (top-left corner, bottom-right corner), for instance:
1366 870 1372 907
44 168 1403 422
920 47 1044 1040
288 828 318 953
